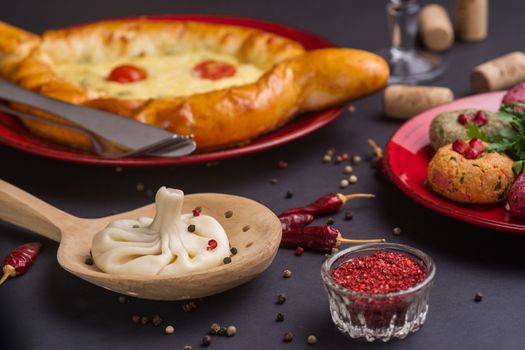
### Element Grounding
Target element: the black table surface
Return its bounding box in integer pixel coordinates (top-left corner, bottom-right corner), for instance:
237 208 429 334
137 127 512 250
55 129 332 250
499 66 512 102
2 0 525 349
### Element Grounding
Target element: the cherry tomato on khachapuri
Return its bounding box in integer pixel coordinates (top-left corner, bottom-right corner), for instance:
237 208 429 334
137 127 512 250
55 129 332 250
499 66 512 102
107 64 148 83
192 60 236 80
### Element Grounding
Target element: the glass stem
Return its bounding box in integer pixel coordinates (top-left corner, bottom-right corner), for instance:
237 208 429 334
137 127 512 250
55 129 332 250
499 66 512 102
387 0 420 53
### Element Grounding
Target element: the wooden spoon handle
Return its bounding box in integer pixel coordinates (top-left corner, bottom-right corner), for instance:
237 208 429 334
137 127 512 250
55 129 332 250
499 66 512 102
0 179 71 242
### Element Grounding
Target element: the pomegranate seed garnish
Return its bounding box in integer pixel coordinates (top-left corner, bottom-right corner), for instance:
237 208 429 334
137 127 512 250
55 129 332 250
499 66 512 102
473 111 488 126
295 246 304 256
457 113 472 125
207 239 218 251
192 208 201 216
452 139 469 155
469 138 485 153
464 148 480 160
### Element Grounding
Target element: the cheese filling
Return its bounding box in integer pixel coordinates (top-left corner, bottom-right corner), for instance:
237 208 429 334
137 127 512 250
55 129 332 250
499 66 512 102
52 50 264 99
91 187 230 276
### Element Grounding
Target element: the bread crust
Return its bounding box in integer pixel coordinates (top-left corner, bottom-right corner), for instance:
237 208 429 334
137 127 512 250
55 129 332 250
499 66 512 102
0 20 389 151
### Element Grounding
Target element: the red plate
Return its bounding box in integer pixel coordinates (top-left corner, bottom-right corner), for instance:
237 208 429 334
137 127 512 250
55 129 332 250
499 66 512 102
0 15 340 166
385 91 525 233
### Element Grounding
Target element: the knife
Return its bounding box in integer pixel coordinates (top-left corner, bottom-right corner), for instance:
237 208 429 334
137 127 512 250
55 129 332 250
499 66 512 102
0 78 196 158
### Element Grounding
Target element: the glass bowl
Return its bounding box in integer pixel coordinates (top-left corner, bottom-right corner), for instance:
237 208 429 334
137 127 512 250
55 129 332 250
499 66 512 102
321 243 435 342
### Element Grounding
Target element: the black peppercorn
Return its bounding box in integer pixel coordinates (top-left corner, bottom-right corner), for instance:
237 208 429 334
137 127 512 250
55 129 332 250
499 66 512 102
242 225 250 232
276 293 287 304
225 210 233 218
223 257 232 264
230 247 238 255
187 224 196 233
285 191 293 199
210 323 221 335
326 217 335 225
474 292 483 302
283 332 294 342
84 256 94 265
152 315 163 326
275 313 285 322
140 316 149 325
201 335 212 347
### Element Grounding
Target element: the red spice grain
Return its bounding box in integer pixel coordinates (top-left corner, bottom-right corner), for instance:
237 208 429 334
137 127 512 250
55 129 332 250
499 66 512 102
331 251 426 294
207 239 218 251
295 246 305 256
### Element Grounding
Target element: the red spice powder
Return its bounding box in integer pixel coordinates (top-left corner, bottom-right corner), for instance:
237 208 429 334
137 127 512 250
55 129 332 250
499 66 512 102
331 251 427 294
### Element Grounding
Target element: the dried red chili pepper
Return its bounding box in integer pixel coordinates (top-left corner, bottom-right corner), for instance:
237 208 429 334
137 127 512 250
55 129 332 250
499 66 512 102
279 213 315 233
281 226 384 253
0 242 42 285
279 193 374 217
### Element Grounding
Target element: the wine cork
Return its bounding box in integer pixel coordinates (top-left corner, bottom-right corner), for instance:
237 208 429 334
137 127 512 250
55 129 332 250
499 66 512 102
384 85 454 120
470 52 525 93
419 4 454 52
456 0 488 42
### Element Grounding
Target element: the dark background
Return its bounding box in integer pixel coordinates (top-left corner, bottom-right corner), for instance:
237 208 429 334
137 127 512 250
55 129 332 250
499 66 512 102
1 0 525 349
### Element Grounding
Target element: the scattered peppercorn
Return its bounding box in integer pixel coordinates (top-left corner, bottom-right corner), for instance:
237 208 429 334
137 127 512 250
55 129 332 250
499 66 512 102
230 247 238 255
152 315 163 326
226 325 237 337
183 346 192 350
182 301 198 312
84 256 94 266
326 217 335 225
326 148 336 156
283 332 294 342
285 191 293 199
344 211 353 221
225 210 233 218
339 179 349 188
322 155 332 163
343 165 353 174
165 325 174 334
347 105 356 113
132 315 140 324
223 257 232 264
392 227 402 235
140 316 149 325
352 155 362 164
270 178 278 184
307 335 318 345
349 175 358 184
295 246 304 256
242 225 250 232
283 269 292 278
276 293 287 304
115 167 123 173
339 153 349 161
187 224 196 233
201 335 212 347
210 323 221 335
335 156 343 164
278 160 288 169
276 313 285 322
136 183 145 192
118 295 128 304
474 292 483 302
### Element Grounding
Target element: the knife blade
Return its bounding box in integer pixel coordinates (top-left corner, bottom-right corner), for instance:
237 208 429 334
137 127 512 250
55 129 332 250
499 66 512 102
0 78 196 157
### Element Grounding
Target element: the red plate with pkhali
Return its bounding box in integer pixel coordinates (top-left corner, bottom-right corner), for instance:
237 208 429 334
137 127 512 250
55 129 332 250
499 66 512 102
385 91 525 233
0 15 342 167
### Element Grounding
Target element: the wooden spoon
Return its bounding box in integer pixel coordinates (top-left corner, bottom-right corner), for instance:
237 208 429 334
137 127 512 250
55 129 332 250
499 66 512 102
0 180 282 300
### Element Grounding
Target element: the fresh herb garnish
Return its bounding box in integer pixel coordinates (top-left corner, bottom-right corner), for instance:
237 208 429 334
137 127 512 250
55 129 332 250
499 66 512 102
466 104 525 175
